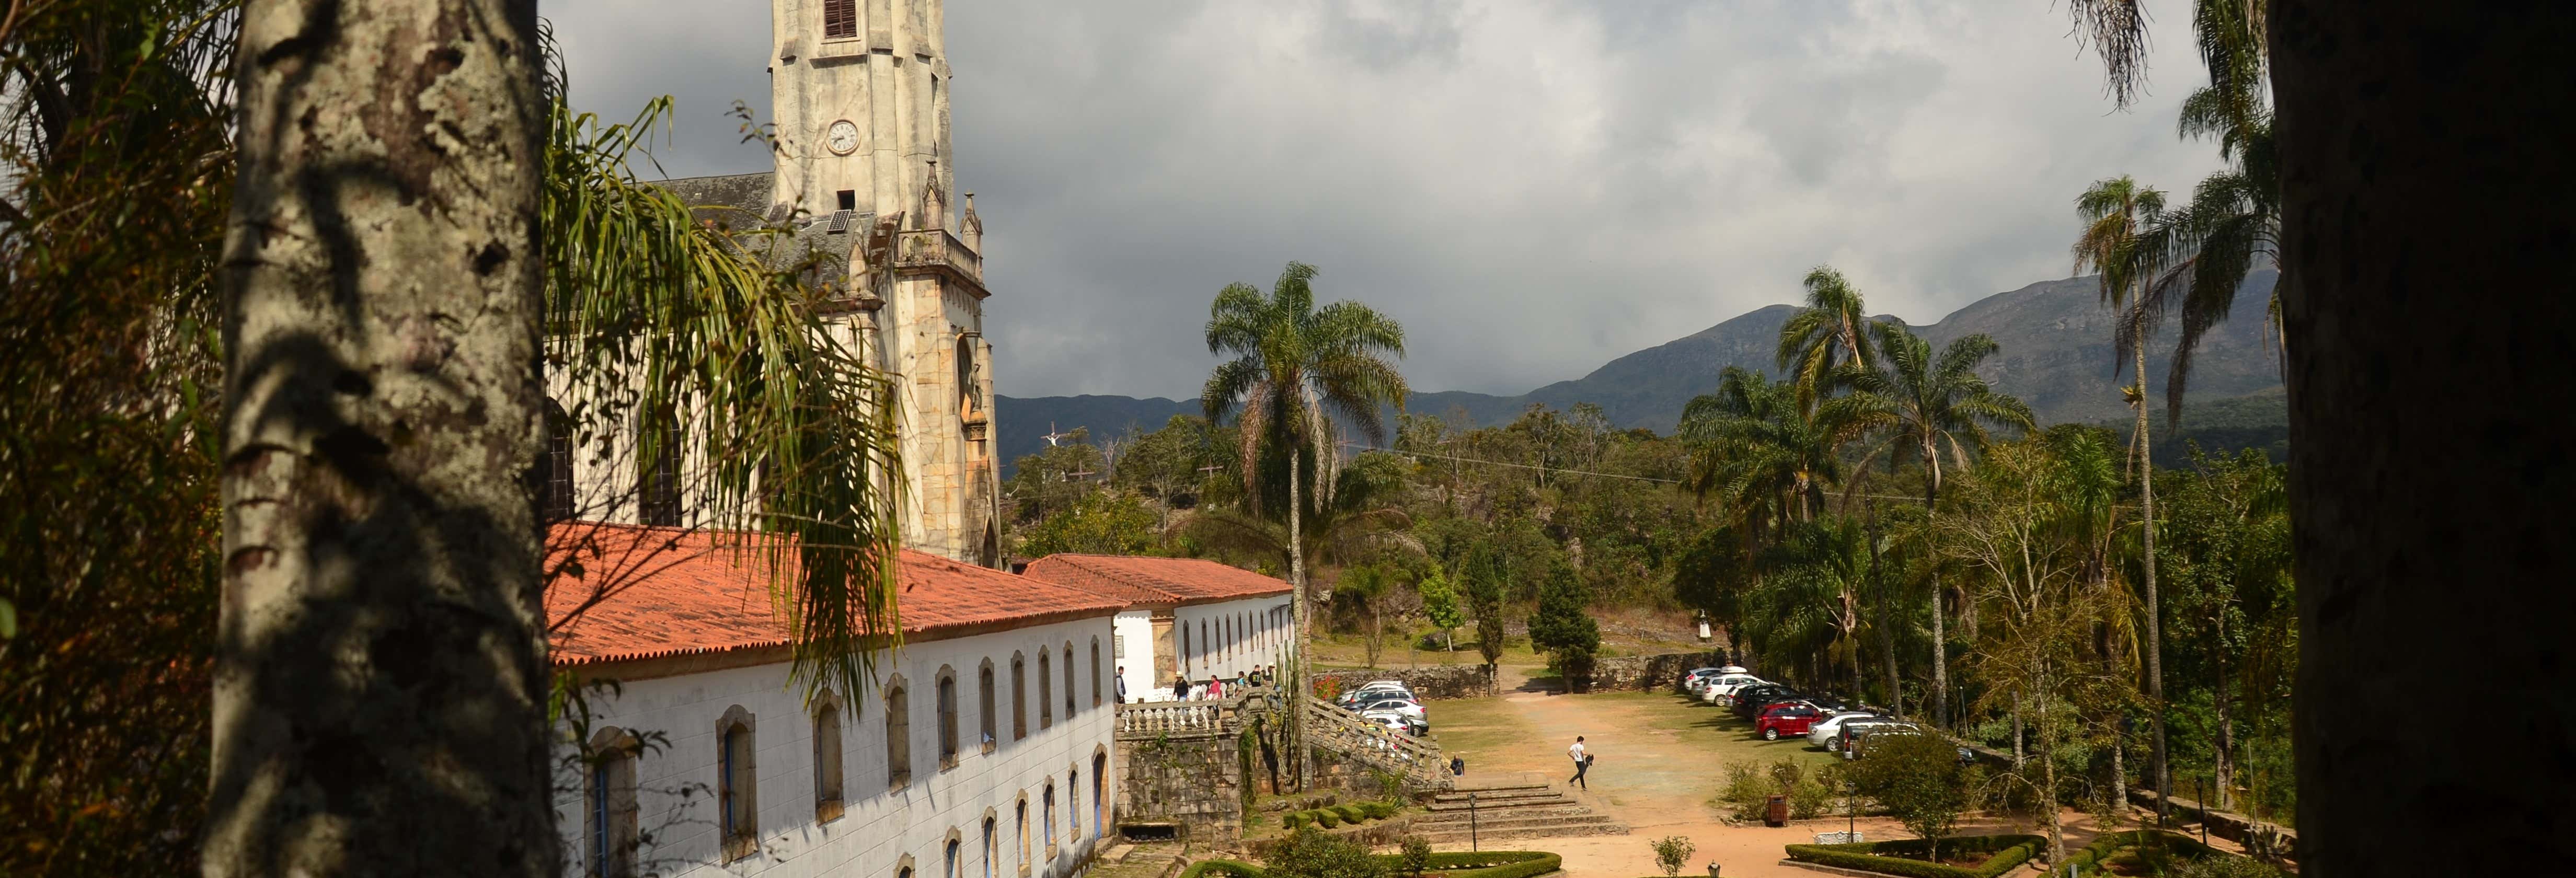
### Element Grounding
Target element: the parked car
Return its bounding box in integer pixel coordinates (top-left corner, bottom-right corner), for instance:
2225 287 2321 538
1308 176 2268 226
1803 694 1855 713
1338 683 1413 708
1753 702 1829 741
1698 673 1768 702
1729 685 1802 720
1351 696 1427 721
1681 667 1726 692
1362 709 1428 736
1805 711 1881 752
1842 721 1925 757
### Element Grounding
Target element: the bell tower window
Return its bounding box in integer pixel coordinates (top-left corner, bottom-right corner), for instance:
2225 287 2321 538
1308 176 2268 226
823 0 857 40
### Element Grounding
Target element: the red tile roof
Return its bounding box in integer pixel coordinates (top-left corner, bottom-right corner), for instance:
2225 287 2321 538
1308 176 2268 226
545 523 1120 667
1020 554 1294 608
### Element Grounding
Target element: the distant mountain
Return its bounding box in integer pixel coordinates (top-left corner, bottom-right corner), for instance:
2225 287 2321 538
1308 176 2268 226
998 270 2282 470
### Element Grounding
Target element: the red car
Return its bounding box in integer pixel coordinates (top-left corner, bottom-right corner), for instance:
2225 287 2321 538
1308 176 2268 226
1754 702 1826 741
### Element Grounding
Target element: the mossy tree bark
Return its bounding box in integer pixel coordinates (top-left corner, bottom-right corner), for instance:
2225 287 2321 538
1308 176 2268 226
205 1 553 875
2271 1 2576 872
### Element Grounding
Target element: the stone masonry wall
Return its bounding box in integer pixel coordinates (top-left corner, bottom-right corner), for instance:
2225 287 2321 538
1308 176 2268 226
1312 665 1496 701
1114 730 1247 845
1581 651 1724 692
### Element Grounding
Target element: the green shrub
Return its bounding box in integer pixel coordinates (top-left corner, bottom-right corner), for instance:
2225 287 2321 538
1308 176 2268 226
1847 735 1983 861
1649 836 1695 878
1336 804 1368 824
1398 837 1432 877
1781 834 2041 878
1283 812 1309 830
1312 810 1340 829
1266 827 1387 878
1400 850 1559 878
1361 801 1397 820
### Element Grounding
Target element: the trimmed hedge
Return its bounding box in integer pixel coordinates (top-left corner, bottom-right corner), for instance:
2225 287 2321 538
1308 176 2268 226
1279 802 1405 833
1782 834 2042 878
1193 851 1558 878
2062 830 2235 877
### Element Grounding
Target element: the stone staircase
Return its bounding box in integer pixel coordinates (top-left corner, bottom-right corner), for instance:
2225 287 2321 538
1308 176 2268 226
1084 841 1184 878
1407 776 1627 846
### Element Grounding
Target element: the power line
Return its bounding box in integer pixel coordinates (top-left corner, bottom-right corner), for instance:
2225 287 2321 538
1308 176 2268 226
1339 442 1939 502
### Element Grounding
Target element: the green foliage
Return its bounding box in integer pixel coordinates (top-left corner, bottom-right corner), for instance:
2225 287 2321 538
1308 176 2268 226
1005 429 1108 523
2059 830 2270 878
1650 836 1696 878
1182 860 1273 878
1781 835 2041 878
1848 734 1984 862
1719 758 1838 822
1200 852 1560 878
1417 570 1464 649
1020 489 1163 557
1360 801 1397 819
1399 837 1433 877
1263 826 1390 878
1463 549 1509 669
1311 809 1340 829
1527 561 1600 683
1283 812 1310 830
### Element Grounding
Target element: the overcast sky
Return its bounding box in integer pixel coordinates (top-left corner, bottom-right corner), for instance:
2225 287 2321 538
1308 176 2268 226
550 1 2222 399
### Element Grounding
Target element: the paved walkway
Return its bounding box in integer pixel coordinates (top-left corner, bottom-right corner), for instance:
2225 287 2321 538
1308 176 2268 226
1427 681 2194 878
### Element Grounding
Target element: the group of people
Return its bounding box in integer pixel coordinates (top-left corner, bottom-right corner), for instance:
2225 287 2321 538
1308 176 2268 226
1111 664 1278 703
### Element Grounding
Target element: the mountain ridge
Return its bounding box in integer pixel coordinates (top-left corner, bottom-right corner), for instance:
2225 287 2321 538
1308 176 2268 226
996 269 2282 468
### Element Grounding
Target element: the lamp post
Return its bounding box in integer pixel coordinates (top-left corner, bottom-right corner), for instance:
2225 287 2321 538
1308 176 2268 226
1467 792 1479 852
1846 780 1857 842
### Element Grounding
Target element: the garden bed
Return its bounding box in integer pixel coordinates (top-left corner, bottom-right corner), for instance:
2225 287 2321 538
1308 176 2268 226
1780 834 2042 878
2060 829 2250 877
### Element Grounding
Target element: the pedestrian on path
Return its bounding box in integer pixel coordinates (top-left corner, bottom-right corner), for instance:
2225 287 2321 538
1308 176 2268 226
1568 736 1593 790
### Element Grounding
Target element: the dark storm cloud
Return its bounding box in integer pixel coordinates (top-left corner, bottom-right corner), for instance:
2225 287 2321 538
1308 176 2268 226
548 1 2221 399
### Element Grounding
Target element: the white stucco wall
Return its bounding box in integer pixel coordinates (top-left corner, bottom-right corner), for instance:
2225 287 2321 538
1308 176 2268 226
1110 611 1156 702
556 613 1118 878
1171 596 1293 689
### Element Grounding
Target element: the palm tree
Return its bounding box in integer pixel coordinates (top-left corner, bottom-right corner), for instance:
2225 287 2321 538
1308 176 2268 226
2072 173 2172 821
1776 265 1879 415
1200 260 1408 729
1828 321 2035 728
1679 367 1849 673
1758 516 1876 706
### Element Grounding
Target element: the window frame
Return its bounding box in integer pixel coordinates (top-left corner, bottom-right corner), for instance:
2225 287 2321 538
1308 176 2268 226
886 675 913 790
715 706 759 863
1010 653 1028 741
979 658 998 753
937 665 961 769
813 691 846 823
1038 649 1052 730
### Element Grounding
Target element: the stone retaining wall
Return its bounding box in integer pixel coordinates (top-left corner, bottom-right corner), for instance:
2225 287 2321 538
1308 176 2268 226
1116 729 1248 845
1313 664 1497 700
2128 788 2299 861
1579 651 1724 692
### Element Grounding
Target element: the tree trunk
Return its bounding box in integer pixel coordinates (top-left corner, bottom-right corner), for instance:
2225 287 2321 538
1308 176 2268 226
1873 515 1900 719
205 2 553 875
2274 4 2576 872
2133 307 2169 825
1924 472 1947 731
2010 689 2025 770
2040 664 2062 864
1287 446 1306 790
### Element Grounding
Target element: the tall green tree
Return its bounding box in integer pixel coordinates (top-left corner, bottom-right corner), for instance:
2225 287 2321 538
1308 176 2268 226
1418 569 1464 652
1528 560 1601 689
2071 174 2173 817
1756 516 1874 701
1202 260 1407 784
1776 265 1879 415
1828 321 2034 727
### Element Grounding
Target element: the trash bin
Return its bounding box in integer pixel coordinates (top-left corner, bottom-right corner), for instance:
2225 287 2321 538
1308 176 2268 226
1451 757 1466 776
1764 794 1789 827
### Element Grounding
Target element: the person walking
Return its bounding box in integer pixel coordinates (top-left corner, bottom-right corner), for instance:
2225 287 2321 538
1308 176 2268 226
1567 736 1593 790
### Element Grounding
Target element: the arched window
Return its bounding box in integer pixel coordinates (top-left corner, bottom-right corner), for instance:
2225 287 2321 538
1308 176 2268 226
1199 620 1209 668
1179 624 1190 666
1010 653 1027 740
545 399 574 523
979 658 998 753
937 666 960 768
1091 751 1108 840
822 0 856 40
982 815 997 878
1062 643 1075 718
886 677 913 789
1065 767 1079 840
947 835 962 878
1042 781 1057 850
1037 649 1053 730
716 707 758 863
813 694 845 822
1016 796 1030 871
585 727 639 878
1089 638 1102 708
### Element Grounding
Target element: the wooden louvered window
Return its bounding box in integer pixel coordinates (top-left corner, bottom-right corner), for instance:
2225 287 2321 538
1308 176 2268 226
823 0 857 39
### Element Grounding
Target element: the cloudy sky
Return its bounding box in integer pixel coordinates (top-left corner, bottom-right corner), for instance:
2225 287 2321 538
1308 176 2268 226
551 1 2222 399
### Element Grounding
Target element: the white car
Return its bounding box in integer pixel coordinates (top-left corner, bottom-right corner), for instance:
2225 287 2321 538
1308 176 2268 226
1339 683 1413 709
1684 665 1751 694
1806 711 1882 752
1362 710 1427 736
1699 674 1768 703
1350 695 1427 721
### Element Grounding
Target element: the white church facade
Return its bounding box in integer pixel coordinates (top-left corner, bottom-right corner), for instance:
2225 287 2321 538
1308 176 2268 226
537 3 1304 877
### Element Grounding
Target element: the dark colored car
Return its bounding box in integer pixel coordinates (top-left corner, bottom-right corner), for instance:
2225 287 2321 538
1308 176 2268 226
1730 685 1802 720
1754 702 1827 740
1804 695 1854 713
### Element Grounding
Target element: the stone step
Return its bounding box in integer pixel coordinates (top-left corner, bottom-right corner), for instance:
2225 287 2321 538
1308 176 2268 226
1421 797 1572 813
1429 785 1555 802
1418 821 1630 844
1416 804 1601 823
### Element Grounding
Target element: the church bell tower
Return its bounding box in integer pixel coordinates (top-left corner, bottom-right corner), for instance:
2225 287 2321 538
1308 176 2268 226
769 0 1002 566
